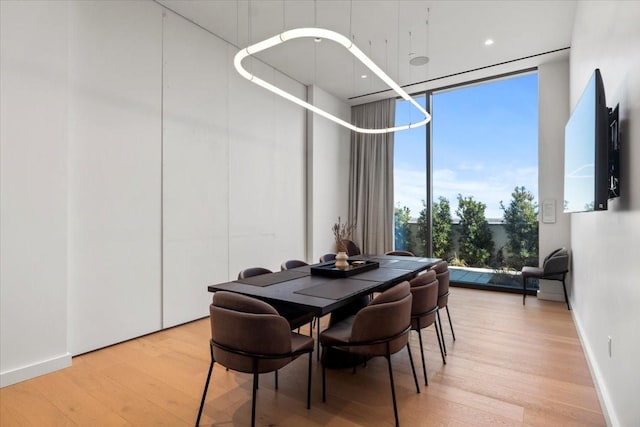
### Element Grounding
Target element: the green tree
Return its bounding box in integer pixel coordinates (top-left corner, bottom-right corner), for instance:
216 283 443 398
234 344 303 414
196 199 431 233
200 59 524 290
500 186 538 270
432 197 453 259
455 194 494 266
394 205 412 252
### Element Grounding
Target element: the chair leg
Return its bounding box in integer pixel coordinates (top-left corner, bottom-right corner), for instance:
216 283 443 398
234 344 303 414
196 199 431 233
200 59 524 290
195 344 215 426
307 351 312 409
386 353 400 427
523 275 527 305
416 328 428 385
406 342 421 392
562 276 571 310
434 324 446 364
251 372 258 427
436 310 447 355
445 306 456 341
316 317 321 361
321 345 327 402
274 370 278 389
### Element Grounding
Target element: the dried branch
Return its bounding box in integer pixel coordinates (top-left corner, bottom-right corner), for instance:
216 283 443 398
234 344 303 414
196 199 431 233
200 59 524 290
332 216 356 252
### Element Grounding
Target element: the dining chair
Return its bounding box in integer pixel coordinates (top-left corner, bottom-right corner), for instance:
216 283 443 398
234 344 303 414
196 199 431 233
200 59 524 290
409 270 445 386
238 267 315 332
522 247 570 309
341 239 361 256
280 259 321 353
196 291 314 427
385 250 415 256
319 281 419 427
280 259 308 270
430 261 455 356
319 253 336 263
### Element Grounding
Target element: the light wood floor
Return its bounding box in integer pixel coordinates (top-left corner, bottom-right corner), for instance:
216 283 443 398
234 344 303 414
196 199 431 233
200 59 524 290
0 288 605 426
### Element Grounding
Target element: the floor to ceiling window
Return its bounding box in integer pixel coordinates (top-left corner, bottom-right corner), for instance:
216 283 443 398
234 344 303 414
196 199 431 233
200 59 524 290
394 72 539 291
393 94 427 252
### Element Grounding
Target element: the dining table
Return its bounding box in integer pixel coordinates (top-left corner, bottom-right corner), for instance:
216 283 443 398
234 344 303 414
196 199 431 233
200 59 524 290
207 254 441 366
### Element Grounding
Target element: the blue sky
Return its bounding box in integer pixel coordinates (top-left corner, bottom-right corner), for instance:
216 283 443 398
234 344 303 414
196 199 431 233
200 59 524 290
394 73 539 219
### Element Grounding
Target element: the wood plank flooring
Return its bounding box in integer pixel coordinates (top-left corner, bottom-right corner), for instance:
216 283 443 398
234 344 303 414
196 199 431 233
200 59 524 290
0 288 605 426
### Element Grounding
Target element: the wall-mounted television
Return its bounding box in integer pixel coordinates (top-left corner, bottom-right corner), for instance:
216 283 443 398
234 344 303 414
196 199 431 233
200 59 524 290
563 69 619 213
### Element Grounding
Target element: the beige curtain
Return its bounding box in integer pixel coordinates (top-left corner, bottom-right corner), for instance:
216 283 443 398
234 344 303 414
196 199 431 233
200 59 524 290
348 99 395 255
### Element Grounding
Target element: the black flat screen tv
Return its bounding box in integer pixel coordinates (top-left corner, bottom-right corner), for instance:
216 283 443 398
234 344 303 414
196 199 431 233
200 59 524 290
563 69 610 213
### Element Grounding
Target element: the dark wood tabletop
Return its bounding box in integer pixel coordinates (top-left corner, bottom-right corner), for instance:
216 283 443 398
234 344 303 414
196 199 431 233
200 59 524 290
207 255 441 316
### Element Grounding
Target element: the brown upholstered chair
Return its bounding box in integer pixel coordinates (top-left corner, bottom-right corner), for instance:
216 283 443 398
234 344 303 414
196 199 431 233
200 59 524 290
238 267 272 280
430 261 455 356
409 270 446 385
196 292 314 427
319 281 419 427
522 248 570 310
386 250 415 256
280 259 322 352
238 267 314 332
280 259 308 270
341 239 361 256
319 253 336 263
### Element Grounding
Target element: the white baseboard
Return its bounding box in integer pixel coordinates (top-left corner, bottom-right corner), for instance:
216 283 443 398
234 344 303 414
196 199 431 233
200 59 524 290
572 310 617 427
0 352 72 388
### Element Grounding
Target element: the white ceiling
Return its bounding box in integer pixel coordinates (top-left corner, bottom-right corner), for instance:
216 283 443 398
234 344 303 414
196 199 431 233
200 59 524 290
157 0 577 105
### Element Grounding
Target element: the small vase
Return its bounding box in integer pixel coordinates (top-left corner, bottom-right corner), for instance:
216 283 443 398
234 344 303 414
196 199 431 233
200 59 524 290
335 251 349 270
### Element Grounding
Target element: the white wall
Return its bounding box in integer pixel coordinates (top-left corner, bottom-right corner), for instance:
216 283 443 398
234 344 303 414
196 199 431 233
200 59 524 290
0 0 71 386
0 0 309 385
162 10 306 327
227 53 306 275
537 60 572 300
161 11 230 328
67 0 163 355
569 2 640 426
307 85 351 263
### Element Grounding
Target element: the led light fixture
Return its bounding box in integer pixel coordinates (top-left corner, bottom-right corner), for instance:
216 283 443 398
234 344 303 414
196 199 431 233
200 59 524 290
234 28 431 134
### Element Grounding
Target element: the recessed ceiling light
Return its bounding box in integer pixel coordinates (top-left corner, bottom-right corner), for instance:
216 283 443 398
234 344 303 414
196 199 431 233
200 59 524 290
484 39 494 46
361 74 368 79
410 56 429 66
314 37 322 43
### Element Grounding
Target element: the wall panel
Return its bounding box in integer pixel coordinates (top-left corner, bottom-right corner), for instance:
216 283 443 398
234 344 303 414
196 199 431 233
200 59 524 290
227 49 306 274
162 12 230 327
68 1 163 354
0 0 70 386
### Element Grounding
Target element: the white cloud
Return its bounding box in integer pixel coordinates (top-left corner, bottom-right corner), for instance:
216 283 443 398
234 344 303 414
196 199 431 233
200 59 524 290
395 164 539 220
458 161 484 171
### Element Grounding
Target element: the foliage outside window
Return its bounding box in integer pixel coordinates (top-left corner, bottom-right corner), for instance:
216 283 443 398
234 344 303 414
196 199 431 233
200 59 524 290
394 205 412 253
431 197 453 259
500 186 539 270
455 194 494 267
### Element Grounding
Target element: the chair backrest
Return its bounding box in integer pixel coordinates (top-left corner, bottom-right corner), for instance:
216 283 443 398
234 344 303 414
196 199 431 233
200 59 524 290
281 259 308 271
210 291 292 373
319 253 336 263
238 267 272 280
385 250 415 257
409 270 439 330
542 248 569 276
430 261 450 308
342 239 361 256
350 281 412 356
